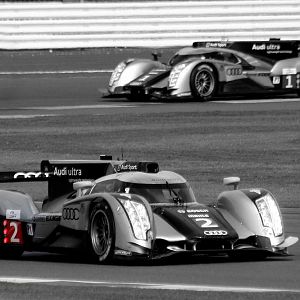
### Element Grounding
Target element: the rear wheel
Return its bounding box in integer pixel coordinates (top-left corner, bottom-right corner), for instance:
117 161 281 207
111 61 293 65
190 64 217 101
88 202 115 263
0 246 24 259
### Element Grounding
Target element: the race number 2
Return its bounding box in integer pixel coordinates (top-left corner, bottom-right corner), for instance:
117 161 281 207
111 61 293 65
3 220 24 244
195 218 219 228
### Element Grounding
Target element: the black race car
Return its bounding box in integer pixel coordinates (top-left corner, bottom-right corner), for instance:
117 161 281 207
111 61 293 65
0 157 298 263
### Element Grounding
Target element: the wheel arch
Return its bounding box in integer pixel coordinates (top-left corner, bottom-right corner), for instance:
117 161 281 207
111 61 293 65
216 189 285 246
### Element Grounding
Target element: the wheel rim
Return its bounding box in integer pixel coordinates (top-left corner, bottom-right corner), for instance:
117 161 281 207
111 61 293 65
194 69 215 97
90 210 112 257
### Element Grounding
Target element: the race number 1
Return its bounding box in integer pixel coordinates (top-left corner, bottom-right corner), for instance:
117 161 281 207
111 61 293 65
283 75 296 89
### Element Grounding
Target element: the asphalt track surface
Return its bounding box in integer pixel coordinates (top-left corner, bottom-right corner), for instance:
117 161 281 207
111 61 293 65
0 49 300 299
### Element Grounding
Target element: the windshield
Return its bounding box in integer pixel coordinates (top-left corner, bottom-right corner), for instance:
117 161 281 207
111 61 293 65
123 182 197 204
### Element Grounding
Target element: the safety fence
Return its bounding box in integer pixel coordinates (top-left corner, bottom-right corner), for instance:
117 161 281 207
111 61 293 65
0 0 300 49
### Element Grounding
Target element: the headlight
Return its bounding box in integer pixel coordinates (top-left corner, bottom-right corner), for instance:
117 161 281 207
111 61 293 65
255 194 283 238
168 63 187 88
109 61 127 86
119 199 150 240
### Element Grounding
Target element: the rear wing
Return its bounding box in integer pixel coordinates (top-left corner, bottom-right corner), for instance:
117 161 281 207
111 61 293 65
192 39 300 62
0 158 159 200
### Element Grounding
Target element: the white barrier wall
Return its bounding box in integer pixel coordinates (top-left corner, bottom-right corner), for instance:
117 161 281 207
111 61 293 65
0 0 300 49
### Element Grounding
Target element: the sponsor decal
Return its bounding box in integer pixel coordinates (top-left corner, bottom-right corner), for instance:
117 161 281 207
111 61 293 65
177 209 186 214
33 214 61 222
6 209 21 220
282 68 297 75
62 207 80 220
53 167 82 177
46 215 61 221
273 76 280 84
116 164 138 172
186 209 209 213
205 42 227 48
226 67 242 76
188 214 209 218
114 250 132 256
14 172 49 179
252 43 281 51
26 224 34 236
204 230 228 236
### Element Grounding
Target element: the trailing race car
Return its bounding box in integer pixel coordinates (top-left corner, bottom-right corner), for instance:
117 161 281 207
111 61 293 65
0 157 298 263
106 39 300 101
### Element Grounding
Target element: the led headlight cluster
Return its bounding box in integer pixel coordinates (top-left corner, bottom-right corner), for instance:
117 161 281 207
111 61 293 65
109 61 127 87
119 199 151 240
169 63 187 88
256 194 283 238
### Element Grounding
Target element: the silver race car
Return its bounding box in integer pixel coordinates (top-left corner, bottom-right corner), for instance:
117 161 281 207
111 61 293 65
106 39 300 101
0 157 298 263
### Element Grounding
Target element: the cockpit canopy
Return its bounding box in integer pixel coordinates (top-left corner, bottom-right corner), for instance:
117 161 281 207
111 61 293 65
90 179 197 204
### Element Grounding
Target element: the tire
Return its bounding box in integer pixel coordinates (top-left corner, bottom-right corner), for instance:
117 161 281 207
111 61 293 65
190 64 217 101
0 246 24 259
126 90 151 102
88 202 115 263
228 251 268 261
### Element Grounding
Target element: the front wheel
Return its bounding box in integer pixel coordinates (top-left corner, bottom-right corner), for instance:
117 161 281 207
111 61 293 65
88 202 115 263
190 64 217 101
126 91 151 102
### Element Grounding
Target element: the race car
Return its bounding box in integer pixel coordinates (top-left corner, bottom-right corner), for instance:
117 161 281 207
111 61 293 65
106 39 300 101
270 56 300 94
0 157 298 263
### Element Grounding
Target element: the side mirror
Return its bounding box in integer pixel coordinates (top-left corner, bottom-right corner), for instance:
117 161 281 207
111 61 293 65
223 177 240 190
73 180 93 197
152 50 162 61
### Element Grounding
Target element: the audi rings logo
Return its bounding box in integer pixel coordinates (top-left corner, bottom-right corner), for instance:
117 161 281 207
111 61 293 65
63 208 80 221
14 171 50 179
226 68 242 76
204 230 228 236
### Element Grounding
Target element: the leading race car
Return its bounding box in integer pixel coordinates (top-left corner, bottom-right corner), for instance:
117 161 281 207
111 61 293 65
0 157 298 263
105 39 300 101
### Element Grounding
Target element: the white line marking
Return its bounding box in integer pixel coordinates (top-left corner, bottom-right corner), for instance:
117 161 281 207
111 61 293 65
0 70 112 75
0 277 299 293
213 98 300 104
0 114 58 119
23 104 137 110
